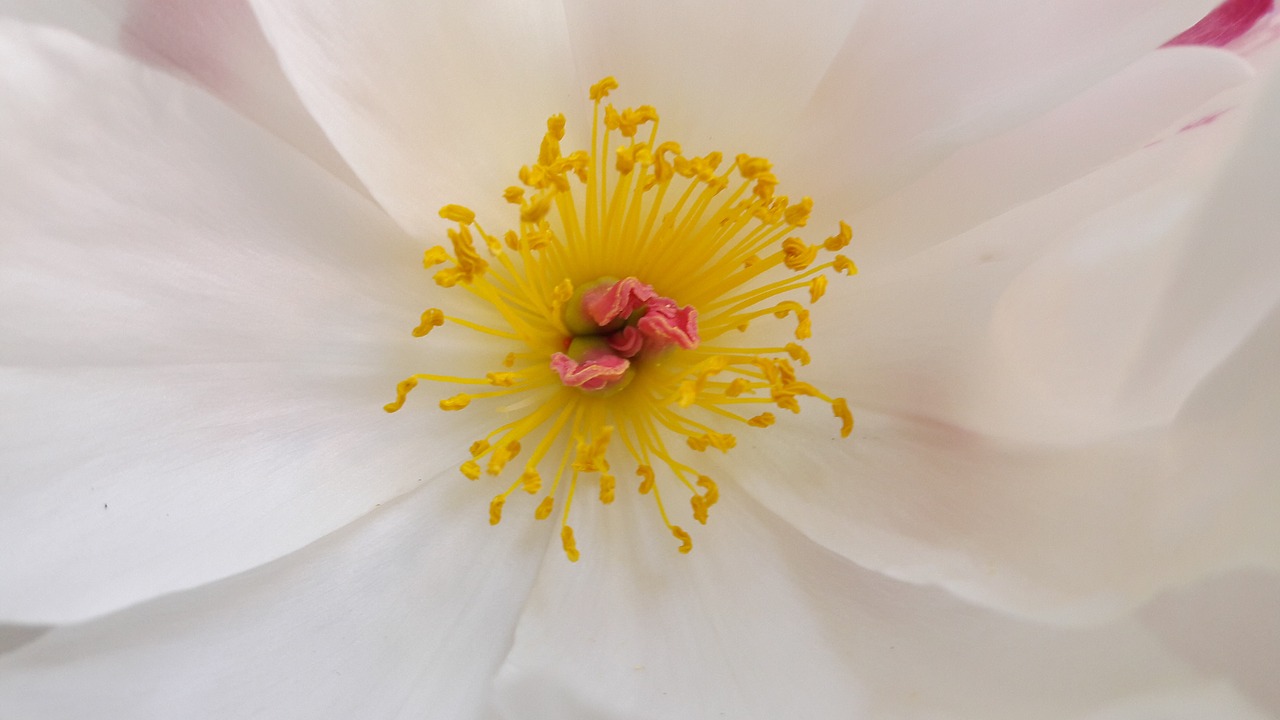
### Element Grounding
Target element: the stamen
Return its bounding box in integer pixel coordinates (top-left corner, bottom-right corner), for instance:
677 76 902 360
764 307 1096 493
385 77 855 560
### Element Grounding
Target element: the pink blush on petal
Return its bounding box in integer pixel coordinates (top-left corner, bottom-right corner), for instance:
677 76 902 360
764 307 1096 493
1165 0 1274 47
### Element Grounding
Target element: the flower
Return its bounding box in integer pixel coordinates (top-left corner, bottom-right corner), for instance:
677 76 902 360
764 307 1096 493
2 1 1279 718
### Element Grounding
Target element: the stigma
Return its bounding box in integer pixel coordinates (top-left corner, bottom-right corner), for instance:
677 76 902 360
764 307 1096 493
386 77 856 561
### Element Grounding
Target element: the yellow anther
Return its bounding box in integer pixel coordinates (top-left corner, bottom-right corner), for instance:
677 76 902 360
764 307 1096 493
707 432 736 452
691 495 709 524
503 186 525 204
616 144 639 174
600 474 616 504
671 525 693 554
573 427 613 472
752 174 779 202
383 377 418 412
697 476 720 513
561 525 581 562
422 246 449 268
725 378 751 397
521 468 542 494
481 231 503 255
637 465 655 494
784 197 813 226
589 76 618 101
552 278 574 304
686 435 709 452
782 238 819 271
748 412 775 428
833 254 858 275
461 460 482 481
832 398 854 438
440 394 471 411
438 204 476 224
470 440 491 457
535 495 555 520
653 141 681 181
794 308 812 340
487 372 518 387
503 352 517 368
487 441 520 476
824 220 852 251
785 342 811 366
809 275 828 304
520 191 555 223
412 308 446 337
736 154 772 179
489 495 505 525
743 254 760 268
450 226 487 275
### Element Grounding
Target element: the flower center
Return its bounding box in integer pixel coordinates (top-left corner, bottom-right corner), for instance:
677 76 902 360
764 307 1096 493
386 77 856 562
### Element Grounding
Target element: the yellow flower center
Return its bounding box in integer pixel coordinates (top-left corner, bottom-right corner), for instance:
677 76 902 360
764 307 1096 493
385 77 856 561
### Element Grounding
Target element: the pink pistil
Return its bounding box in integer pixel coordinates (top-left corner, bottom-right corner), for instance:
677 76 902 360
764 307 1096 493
550 351 631 392
637 298 700 350
582 277 657 327
607 325 645 358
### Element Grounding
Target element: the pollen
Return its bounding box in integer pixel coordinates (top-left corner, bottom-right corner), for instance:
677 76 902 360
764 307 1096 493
386 78 856 562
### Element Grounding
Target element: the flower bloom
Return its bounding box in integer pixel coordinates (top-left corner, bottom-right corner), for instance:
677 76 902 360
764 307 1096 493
2 1 1280 718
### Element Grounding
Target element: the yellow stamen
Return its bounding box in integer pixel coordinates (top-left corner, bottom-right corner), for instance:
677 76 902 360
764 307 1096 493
385 78 855 560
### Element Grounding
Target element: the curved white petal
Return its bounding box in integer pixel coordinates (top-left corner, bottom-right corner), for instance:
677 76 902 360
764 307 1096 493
847 46 1253 268
735 65 1280 623
247 0 580 237
0 478 549 720
489 490 1261 719
0 21 477 622
0 0 358 186
558 0 865 160
786 0 1221 216
1141 569 1280 717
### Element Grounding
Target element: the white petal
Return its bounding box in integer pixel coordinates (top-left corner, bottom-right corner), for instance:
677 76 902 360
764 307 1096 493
0 0 359 186
558 0 865 159
1141 569 1280 717
0 21 476 622
808 111 1246 445
787 0 1221 213
848 46 1253 268
247 0 579 236
0 479 548 720
735 64 1280 621
489 490 1259 719
119 0 364 188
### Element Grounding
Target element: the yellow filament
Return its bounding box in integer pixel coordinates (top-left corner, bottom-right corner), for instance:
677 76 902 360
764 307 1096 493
384 77 855 560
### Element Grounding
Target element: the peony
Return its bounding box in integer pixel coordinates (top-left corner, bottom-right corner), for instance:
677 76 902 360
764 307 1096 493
2 0 1279 717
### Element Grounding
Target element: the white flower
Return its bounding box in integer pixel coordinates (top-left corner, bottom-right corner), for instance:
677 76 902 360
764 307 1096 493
2 1 1279 718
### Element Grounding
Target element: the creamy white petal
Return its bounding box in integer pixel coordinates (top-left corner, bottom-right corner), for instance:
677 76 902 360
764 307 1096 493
558 0 865 160
0 0 358 186
0 478 548 720
787 0 1221 215
247 0 578 237
848 46 1253 268
118 0 363 188
1141 569 1280 717
489 490 1261 719
0 0 127 44
0 21 470 622
733 72 1280 622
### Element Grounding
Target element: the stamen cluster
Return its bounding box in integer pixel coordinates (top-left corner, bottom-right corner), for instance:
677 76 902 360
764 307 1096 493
386 77 856 561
